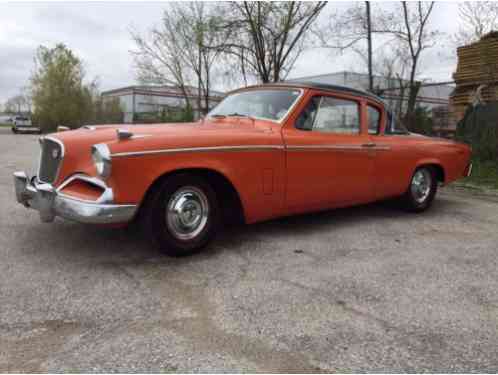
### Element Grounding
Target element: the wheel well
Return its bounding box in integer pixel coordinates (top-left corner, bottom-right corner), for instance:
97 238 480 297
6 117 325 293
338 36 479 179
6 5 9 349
139 168 245 225
421 164 445 183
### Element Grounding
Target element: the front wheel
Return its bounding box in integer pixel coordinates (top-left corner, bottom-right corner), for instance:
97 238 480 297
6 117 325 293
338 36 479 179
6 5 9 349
11 127 17 134
141 174 220 257
402 166 437 212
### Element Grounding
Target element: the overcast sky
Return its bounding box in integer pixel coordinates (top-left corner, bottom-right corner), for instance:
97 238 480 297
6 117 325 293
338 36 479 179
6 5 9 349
0 1 461 104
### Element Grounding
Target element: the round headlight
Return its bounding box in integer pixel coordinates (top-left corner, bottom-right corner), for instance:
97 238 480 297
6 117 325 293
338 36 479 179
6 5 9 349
91 143 112 179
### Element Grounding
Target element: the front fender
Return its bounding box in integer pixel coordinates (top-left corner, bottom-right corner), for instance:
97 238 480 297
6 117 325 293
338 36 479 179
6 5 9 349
107 149 285 224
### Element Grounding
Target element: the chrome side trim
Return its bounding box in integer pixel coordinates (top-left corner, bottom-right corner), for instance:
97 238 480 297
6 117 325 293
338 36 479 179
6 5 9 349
373 145 391 151
286 144 391 151
111 143 390 158
287 145 363 151
111 145 285 158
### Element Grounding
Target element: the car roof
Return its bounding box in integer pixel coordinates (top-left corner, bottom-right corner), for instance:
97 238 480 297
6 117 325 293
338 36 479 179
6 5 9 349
233 82 385 106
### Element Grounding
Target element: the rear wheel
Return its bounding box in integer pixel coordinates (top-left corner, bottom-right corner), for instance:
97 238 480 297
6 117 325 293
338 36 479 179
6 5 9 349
141 174 220 257
402 166 437 212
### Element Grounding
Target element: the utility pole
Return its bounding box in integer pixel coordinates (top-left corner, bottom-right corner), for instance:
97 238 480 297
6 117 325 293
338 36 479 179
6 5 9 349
366 1 373 92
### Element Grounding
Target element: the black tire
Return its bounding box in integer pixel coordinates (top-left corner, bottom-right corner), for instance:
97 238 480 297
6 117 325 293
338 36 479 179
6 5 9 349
140 173 220 257
11 127 17 134
402 166 438 212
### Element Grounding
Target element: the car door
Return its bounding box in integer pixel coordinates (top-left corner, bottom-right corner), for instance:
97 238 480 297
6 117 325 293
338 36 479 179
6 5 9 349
366 103 422 200
282 91 375 213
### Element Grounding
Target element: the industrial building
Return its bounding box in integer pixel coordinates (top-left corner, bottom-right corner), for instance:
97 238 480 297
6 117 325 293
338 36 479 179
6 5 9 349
101 85 225 123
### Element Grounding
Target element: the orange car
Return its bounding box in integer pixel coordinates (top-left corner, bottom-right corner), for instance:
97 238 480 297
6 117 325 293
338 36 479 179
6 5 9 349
14 83 472 256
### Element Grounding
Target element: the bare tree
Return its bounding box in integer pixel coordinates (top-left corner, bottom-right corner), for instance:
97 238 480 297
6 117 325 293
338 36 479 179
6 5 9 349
373 49 411 119
316 2 376 90
131 15 193 111
377 2 439 128
174 3 225 114
220 2 326 83
454 2 498 45
4 94 28 114
318 1 439 126
365 2 373 91
131 3 225 115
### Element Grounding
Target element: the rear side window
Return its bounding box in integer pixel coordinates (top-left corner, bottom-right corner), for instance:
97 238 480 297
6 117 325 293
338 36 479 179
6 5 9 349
296 96 360 134
367 105 381 135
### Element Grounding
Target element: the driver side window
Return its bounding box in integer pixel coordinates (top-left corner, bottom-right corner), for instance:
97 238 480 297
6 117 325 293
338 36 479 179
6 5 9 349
295 96 360 134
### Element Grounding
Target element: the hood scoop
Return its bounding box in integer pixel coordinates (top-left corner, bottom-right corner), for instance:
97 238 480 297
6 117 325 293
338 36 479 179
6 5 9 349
116 128 133 140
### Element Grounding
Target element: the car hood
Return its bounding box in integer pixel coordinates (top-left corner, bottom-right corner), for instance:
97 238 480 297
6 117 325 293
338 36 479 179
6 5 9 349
53 118 278 152
48 118 279 185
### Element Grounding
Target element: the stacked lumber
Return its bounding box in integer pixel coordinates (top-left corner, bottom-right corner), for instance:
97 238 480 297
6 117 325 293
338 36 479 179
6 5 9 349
450 31 498 123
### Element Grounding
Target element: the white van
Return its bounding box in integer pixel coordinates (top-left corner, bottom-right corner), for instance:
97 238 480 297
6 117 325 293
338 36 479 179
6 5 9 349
11 116 41 134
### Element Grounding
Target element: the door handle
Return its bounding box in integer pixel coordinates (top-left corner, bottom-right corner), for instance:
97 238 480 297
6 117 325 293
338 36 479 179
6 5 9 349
362 142 376 148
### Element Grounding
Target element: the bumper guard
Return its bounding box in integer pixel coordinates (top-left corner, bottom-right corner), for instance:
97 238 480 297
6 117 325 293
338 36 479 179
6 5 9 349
13 171 137 224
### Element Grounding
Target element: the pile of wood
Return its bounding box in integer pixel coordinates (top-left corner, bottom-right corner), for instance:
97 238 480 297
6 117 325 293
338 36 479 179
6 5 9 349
451 31 498 123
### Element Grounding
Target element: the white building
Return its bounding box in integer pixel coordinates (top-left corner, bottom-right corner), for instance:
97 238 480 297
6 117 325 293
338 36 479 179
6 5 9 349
101 85 225 123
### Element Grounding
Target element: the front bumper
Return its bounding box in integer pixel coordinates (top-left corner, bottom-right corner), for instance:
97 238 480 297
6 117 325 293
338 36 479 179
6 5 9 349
13 171 137 224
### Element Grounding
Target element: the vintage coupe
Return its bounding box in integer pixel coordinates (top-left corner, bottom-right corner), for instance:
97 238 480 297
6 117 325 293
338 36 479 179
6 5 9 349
14 83 472 256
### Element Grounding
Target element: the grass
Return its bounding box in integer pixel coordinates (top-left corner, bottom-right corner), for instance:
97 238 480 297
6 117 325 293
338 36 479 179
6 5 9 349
0 123 12 127
461 159 498 190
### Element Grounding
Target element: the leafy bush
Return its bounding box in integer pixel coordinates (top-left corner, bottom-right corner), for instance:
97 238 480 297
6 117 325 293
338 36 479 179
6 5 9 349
133 104 195 124
456 102 498 162
412 106 434 135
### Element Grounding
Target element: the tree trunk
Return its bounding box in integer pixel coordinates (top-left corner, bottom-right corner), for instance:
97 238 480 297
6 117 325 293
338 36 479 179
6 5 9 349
204 59 210 114
404 81 421 130
366 1 373 92
197 45 202 119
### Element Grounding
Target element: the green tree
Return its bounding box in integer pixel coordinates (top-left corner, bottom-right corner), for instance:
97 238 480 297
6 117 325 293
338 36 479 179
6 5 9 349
92 96 124 124
31 44 93 132
410 106 433 136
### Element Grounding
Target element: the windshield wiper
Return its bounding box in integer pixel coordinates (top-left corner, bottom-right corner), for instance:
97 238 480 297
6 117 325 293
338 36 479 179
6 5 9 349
226 113 255 121
210 113 255 121
226 112 247 117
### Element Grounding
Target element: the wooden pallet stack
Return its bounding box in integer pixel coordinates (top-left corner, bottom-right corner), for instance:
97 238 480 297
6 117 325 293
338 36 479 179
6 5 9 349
451 31 498 123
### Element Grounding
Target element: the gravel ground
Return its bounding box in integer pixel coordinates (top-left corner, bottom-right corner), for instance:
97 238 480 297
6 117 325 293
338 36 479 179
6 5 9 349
1 128 498 372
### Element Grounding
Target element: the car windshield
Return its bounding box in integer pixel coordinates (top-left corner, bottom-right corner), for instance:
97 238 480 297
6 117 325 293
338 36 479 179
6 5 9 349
208 89 302 122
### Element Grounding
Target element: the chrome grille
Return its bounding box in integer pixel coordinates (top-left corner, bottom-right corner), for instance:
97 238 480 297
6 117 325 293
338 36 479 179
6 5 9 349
38 137 64 184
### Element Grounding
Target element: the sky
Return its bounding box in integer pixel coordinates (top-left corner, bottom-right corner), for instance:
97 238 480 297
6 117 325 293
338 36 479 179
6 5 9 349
0 1 462 104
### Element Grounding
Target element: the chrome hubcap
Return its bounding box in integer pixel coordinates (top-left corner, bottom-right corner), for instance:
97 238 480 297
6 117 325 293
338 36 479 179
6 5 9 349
166 186 209 240
411 169 432 203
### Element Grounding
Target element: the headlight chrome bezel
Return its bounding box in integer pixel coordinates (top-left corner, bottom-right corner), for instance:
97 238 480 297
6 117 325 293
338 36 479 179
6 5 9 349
91 143 112 179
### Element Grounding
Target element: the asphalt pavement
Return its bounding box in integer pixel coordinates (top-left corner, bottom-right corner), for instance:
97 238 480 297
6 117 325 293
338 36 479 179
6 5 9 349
1 127 498 372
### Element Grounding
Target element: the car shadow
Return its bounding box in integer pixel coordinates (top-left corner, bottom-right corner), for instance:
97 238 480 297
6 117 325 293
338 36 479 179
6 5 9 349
20 196 455 266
